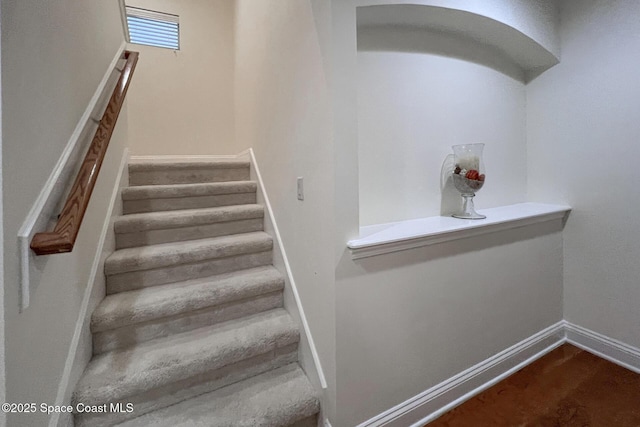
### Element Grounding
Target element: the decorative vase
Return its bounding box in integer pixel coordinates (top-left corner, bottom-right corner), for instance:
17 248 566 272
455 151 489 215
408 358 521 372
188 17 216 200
451 143 486 219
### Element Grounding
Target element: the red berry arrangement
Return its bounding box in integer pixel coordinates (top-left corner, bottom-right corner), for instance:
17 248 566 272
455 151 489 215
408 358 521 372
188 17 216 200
453 165 485 192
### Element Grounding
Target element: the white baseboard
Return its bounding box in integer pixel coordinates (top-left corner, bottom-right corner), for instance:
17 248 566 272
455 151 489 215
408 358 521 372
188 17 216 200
357 320 640 427
564 321 640 374
49 148 129 427
358 322 565 427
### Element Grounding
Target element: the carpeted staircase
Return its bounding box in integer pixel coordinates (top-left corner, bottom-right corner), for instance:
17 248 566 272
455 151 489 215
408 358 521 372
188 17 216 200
72 160 320 427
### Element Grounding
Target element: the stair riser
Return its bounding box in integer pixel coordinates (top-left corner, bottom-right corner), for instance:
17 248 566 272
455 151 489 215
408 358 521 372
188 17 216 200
290 415 320 427
116 218 264 249
93 292 284 354
123 193 257 214
107 251 273 294
75 344 299 427
130 167 250 186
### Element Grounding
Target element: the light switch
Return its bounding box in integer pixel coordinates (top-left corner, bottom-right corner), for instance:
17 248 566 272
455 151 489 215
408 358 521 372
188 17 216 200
297 177 304 201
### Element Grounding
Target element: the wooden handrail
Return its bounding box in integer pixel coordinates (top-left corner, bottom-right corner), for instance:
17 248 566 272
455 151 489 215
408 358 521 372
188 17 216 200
31 50 139 255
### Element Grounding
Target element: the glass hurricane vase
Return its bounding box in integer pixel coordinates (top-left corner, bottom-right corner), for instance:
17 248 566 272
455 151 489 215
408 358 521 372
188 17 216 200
451 143 486 219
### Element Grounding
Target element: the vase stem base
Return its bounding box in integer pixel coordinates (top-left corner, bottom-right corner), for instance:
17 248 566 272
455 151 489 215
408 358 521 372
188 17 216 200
452 194 486 220
452 212 487 220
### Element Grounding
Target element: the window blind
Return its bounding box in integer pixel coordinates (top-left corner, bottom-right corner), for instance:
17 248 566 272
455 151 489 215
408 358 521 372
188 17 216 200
125 6 179 50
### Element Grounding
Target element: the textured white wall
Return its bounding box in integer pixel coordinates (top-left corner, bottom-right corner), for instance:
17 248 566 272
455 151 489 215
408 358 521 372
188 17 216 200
1 0 124 424
234 0 336 421
126 0 236 155
527 0 640 348
358 51 526 226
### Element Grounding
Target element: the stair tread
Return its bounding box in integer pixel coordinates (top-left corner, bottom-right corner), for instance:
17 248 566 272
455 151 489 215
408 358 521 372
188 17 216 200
129 160 250 172
105 232 273 275
122 181 257 201
75 309 298 405
92 266 284 333
114 204 264 233
117 363 319 427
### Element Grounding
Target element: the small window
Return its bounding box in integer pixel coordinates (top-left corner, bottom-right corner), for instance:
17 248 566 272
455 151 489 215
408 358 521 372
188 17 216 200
125 6 179 50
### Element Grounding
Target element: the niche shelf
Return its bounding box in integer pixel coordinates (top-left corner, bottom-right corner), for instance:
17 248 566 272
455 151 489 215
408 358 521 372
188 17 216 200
347 203 571 259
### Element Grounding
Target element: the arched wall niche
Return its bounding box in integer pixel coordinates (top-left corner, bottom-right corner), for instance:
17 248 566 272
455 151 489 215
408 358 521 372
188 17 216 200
357 4 560 82
355 2 560 226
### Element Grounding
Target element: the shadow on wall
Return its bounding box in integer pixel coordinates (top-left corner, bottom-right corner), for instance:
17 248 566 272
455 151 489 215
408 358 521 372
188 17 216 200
440 154 459 216
356 4 560 83
358 26 526 82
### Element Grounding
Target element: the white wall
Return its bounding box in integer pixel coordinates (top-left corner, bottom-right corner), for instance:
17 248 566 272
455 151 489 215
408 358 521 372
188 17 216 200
1 1 125 425
333 1 563 425
0 4 6 425
126 0 235 155
234 0 336 421
358 51 526 225
527 0 640 349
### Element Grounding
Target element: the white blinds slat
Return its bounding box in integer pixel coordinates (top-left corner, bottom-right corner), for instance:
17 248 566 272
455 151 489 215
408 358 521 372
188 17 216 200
125 6 178 23
125 6 179 50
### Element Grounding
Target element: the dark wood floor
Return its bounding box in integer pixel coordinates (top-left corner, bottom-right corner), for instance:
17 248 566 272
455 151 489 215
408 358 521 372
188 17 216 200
427 344 640 426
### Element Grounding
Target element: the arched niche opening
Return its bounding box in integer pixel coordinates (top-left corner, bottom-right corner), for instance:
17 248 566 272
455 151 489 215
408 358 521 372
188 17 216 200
356 3 560 227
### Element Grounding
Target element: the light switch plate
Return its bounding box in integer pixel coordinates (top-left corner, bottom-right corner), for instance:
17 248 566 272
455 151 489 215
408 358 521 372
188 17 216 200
297 177 304 201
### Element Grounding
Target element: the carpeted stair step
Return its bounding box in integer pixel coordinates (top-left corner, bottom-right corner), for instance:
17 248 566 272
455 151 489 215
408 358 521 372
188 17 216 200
105 232 273 294
122 181 257 214
92 266 285 353
117 363 320 427
73 309 299 427
129 160 250 186
115 204 265 249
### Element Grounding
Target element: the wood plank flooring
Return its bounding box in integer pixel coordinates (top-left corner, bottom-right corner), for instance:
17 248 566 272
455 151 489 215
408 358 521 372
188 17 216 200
427 344 640 426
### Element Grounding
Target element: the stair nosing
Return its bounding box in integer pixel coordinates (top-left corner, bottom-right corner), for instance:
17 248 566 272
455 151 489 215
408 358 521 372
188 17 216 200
92 266 284 333
114 204 265 234
129 161 250 172
74 309 298 405
105 232 273 275
112 363 319 427
121 181 257 201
